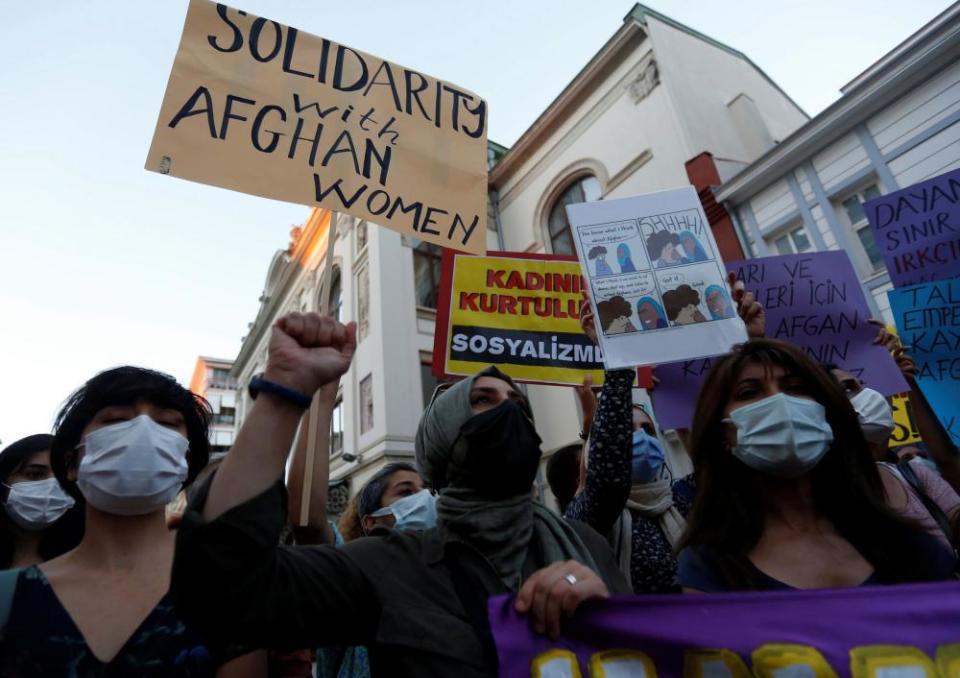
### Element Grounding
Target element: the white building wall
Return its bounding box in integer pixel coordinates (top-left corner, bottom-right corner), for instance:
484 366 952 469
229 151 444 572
645 14 808 164
868 63 960 154
748 179 794 232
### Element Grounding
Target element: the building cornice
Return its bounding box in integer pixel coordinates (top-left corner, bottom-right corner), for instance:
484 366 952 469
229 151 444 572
715 5 960 204
489 20 647 188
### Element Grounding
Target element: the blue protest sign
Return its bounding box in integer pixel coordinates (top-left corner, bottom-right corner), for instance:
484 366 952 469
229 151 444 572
888 278 960 446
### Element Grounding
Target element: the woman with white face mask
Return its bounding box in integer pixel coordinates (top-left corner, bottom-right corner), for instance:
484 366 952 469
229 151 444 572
0 434 81 569
0 367 264 677
825 364 960 552
677 340 956 592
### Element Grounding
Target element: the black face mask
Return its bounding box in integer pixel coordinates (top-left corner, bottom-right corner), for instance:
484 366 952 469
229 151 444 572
449 400 542 498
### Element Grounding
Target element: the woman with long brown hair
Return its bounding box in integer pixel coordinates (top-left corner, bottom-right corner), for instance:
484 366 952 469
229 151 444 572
677 339 955 592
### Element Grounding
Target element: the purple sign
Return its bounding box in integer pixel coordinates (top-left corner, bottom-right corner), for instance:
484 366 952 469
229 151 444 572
652 251 907 430
490 583 960 677
865 167 960 288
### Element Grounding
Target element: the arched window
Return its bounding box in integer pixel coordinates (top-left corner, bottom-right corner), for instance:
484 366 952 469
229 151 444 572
328 272 342 321
547 175 602 255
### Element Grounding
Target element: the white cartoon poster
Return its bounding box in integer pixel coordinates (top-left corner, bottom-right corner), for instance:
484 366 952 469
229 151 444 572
567 186 747 369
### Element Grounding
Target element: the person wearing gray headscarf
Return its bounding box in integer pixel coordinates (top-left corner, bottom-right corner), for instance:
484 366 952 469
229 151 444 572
416 365 621 591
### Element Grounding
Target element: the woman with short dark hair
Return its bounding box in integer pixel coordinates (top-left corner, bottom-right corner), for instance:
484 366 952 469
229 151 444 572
0 366 262 676
677 339 955 592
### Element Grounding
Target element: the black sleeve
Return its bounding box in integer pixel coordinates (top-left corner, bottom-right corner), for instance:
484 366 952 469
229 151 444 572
567 519 632 595
172 476 380 651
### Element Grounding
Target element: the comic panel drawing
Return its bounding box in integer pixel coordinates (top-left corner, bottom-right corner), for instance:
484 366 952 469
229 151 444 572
639 208 713 269
592 272 659 337
656 263 728 327
578 221 651 278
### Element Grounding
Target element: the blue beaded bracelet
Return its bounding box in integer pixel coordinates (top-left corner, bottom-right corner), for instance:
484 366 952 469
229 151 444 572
248 377 312 409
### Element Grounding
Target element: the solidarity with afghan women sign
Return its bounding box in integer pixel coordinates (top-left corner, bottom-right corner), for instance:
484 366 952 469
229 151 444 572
146 0 489 254
490 582 960 677
566 187 747 369
864 167 960 288
652 251 908 430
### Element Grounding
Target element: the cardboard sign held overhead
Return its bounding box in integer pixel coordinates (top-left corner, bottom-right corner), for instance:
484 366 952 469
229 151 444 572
146 0 488 254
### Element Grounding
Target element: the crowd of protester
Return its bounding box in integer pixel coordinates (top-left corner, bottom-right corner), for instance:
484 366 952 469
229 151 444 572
0 276 956 677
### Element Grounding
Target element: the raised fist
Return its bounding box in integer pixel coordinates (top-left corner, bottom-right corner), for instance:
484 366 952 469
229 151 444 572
264 312 357 397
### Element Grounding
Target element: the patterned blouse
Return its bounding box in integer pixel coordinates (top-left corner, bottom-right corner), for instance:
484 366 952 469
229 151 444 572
564 369 695 594
0 565 234 677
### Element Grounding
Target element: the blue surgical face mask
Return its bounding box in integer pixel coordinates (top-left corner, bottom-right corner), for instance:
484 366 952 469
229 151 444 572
631 430 665 484
728 393 834 479
370 489 437 532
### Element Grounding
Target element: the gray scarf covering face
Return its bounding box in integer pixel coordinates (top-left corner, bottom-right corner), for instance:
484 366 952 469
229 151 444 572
416 366 600 590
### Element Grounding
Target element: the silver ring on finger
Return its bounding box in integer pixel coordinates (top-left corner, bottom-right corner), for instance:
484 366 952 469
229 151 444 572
563 573 578 586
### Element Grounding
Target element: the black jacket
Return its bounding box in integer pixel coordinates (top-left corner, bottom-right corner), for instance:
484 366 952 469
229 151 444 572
172 479 629 678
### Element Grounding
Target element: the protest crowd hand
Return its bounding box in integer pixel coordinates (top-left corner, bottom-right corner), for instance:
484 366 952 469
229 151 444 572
868 318 900 352
264 312 357 398
515 560 610 640
574 374 597 436
893 346 918 379
727 271 765 338
579 293 598 345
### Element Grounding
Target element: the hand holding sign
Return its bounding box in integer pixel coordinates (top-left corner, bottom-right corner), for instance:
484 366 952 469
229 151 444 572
514 560 610 640
728 270 765 339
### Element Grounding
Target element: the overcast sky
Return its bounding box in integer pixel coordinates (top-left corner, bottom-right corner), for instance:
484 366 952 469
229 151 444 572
0 0 950 444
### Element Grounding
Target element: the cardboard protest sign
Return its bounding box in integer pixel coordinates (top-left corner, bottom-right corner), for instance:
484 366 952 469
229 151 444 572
889 278 960 446
147 0 488 254
432 250 652 386
864 167 960 287
565 187 747 370
653 251 908 430
489 583 960 677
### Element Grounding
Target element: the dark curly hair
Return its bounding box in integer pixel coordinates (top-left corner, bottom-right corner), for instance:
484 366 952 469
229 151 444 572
663 284 701 321
51 366 212 502
645 230 679 260
596 295 633 331
587 245 608 259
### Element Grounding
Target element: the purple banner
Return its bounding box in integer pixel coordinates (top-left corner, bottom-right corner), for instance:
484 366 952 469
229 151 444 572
490 583 960 677
864 167 960 288
652 251 907 430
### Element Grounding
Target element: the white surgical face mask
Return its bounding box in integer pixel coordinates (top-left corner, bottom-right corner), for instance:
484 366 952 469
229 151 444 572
728 394 834 478
370 489 437 532
850 387 894 446
3 478 75 530
77 415 189 516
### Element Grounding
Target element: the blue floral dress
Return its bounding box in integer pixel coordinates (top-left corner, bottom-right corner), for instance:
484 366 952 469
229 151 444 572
0 566 232 677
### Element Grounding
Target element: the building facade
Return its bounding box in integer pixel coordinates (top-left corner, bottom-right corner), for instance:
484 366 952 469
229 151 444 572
712 3 960 324
188 356 239 454
228 2 960 504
